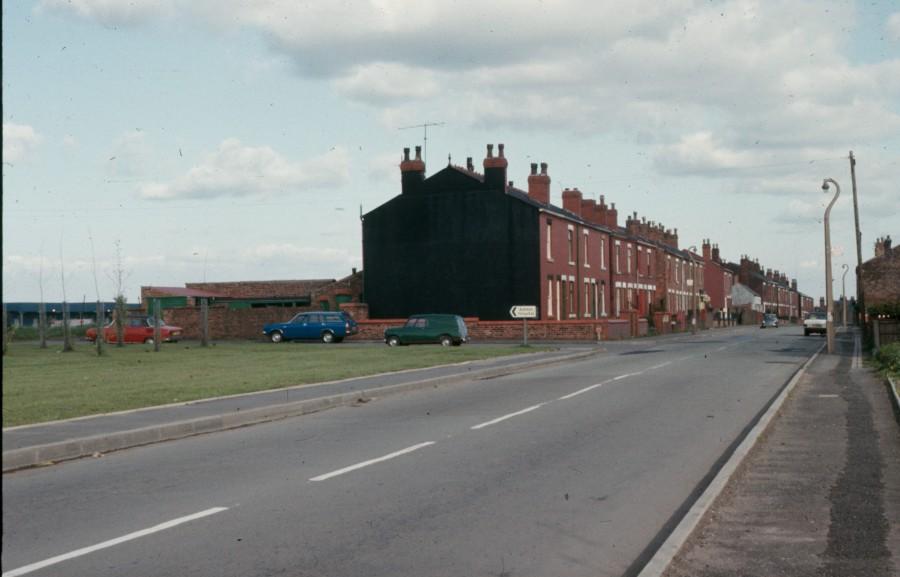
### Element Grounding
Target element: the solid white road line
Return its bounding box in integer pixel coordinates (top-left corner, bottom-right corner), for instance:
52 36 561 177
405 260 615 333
612 373 632 381
2 507 229 577
470 404 544 430
559 383 605 400
309 442 435 482
649 361 672 370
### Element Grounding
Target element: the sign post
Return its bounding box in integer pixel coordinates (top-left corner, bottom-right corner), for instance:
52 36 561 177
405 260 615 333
509 305 538 346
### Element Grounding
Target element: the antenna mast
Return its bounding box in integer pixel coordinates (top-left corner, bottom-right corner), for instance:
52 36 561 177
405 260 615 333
398 122 445 167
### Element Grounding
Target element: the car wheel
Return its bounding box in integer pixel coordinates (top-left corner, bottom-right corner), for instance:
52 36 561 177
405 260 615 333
321 331 335 344
386 335 400 347
270 331 284 343
439 335 452 347
144 337 155 345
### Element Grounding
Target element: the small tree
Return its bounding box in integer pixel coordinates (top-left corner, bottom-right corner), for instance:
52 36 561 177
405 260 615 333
38 248 47 349
88 229 103 356
59 238 74 352
107 240 131 347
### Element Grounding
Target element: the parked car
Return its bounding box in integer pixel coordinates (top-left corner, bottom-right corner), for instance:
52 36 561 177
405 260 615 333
804 311 828 336
85 316 182 344
760 313 779 328
384 314 468 347
263 311 357 343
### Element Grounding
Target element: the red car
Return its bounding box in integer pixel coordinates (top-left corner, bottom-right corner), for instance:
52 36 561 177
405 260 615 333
86 316 183 344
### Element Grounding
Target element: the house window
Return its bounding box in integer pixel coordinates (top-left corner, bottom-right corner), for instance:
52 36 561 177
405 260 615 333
558 278 565 320
584 279 591 317
600 282 607 317
627 244 633 274
568 279 576 317
600 238 606 270
646 250 652 275
615 288 622 317
567 226 575 264
547 277 554 319
637 247 643 277
583 231 590 267
546 220 553 261
615 241 621 273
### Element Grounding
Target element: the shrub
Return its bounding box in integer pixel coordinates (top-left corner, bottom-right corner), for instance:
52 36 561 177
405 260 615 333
873 342 900 378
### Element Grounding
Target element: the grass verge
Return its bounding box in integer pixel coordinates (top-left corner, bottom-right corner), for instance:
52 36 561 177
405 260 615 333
3 341 549 427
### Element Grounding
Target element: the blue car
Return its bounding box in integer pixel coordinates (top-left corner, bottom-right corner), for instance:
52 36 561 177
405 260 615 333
263 311 358 344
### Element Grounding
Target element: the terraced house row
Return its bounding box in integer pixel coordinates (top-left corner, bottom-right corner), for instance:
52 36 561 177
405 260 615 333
362 143 813 330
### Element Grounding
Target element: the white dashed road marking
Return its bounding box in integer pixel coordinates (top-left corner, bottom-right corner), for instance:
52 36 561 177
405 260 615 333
2 507 229 577
471 404 545 430
309 442 435 482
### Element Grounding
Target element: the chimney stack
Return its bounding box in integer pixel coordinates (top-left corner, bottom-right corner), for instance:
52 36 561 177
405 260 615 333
527 162 551 205
607 202 618 228
712 243 720 263
562 188 583 218
483 143 508 191
702 239 712 261
466 156 474 172
400 146 426 194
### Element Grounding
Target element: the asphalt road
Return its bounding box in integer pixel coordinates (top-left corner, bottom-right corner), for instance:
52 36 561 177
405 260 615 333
2 327 823 577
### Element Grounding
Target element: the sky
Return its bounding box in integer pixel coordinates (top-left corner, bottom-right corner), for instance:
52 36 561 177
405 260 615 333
3 0 899 305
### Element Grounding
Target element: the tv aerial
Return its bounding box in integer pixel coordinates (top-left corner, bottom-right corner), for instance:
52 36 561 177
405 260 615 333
398 122 445 167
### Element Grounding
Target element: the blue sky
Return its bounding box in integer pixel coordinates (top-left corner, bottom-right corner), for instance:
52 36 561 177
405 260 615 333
3 0 899 304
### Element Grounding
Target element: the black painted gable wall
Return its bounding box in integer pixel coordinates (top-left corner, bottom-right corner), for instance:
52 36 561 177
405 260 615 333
363 170 540 320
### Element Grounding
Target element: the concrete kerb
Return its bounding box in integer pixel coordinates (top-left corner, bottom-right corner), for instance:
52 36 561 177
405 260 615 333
889 375 900 418
636 342 826 577
2 349 600 473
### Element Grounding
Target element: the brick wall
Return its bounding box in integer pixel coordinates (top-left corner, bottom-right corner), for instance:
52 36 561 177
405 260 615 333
861 245 900 309
162 306 648 341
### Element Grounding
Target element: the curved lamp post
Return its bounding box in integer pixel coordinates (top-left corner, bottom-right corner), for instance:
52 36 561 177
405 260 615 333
841 263 849 328
822 178 841 354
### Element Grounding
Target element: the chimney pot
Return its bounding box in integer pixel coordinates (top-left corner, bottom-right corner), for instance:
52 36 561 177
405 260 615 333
403 147 410 161
498 143 505 158
414 146 422 160
531 163 537 175
467 157 474 171
540 162 548 175
486 144 494 158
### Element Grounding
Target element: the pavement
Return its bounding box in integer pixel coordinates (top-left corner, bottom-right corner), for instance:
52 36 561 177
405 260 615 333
663 328 900 577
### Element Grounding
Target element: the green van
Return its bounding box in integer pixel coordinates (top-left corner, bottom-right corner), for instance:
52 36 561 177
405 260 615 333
384 314 468 347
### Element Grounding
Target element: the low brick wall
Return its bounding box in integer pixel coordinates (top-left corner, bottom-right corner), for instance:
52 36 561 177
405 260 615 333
353 317 644 342
163 306 650 342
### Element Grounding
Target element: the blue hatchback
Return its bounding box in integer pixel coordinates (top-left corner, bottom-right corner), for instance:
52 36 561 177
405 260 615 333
263 311 358 344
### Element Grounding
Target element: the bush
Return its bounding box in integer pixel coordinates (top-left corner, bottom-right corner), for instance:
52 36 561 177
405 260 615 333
873 342 900 378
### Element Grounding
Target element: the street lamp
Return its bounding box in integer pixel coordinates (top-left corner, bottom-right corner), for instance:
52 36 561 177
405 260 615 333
822 178 840 354
686 245 698 334
841 264 849 328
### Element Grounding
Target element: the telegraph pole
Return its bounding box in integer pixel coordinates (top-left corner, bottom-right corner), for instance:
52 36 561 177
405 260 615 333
398 122 444 167
849 151 863 327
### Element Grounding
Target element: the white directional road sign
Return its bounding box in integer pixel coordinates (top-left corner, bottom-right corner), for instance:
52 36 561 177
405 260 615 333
510 305 538 319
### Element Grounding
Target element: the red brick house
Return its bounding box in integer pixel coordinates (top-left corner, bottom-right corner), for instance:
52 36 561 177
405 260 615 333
861 235 899 316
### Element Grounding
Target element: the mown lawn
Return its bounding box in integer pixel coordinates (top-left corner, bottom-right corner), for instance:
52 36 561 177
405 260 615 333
2 341 544 427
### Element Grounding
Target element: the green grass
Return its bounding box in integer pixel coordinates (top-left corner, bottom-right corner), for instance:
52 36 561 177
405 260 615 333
2 341 547 427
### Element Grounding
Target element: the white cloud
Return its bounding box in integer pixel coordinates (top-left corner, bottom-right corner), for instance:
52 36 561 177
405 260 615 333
140 139 350 200
334 62 440 104
3 123 41 163
888 12 900 41
38 0 175 26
